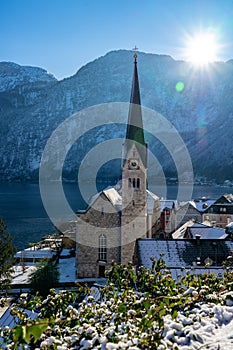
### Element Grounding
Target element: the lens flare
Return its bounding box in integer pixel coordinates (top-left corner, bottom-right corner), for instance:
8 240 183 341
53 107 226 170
175 81 185 92
184 31 219 66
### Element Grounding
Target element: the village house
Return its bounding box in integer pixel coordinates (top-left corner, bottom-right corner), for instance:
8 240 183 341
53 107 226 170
160 199 177 238
202 194 233 228
175 198 215 228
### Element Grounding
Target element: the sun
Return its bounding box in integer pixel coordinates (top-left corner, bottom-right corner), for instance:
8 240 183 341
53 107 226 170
184 32 219 66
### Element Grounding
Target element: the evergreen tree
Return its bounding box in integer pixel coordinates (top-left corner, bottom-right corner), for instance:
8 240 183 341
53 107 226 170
0 218 16 291
28 259 60 297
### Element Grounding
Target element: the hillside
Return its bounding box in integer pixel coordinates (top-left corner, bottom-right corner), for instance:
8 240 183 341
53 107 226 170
0 51 233 182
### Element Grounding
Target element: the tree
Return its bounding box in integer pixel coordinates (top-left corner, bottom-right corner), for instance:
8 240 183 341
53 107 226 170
28 259 60 297
0 218 16 292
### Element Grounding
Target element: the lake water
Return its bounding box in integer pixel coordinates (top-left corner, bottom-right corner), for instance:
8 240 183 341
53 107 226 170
0 182 232 250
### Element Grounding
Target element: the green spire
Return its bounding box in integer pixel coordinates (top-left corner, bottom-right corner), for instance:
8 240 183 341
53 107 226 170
124 53 147 167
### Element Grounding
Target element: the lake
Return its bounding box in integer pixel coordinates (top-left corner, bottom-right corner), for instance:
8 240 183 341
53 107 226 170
0 182 232 250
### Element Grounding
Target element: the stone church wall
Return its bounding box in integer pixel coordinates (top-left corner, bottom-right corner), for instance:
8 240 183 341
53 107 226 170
77 193 121 278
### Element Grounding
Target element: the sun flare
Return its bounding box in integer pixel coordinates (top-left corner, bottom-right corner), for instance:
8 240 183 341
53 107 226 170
184 32 219 66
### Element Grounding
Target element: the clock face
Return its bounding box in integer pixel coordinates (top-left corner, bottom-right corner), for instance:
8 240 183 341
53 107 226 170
129 159 139 169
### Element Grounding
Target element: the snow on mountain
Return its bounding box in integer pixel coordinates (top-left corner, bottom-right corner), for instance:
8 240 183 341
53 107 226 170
0 61 57 92
0 50 233 182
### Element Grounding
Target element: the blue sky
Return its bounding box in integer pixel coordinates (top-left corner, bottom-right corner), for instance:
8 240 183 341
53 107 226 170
1 0 233 79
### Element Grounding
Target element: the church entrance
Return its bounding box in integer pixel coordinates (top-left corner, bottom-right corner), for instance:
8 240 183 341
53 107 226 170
99 265 105 278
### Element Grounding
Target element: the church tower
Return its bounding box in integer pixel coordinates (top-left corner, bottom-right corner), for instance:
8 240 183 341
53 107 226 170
121 53 148 264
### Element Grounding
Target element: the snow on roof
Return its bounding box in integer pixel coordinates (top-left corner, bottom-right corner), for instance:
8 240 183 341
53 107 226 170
137 239 233 269
78 186 160 215
60 249 72 257
189 199 215 212
227 222 233 227
172 220 195 239
0 306 38 328
173 220 227 239
188 226 228 239
146 190 160 214
11 265 37 284
14 246 56 260
103 187 122 209
160 199 177 211
223 193 233 202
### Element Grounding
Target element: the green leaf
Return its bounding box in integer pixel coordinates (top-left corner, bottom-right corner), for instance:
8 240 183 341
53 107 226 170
22 321 49 343
171 309 178 319
159 309 166 318
118 303 127 314
143 300 151 309
13 325 23 342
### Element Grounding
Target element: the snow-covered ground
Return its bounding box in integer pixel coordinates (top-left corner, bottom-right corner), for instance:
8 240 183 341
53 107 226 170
11 265 37 284
58 257 76 283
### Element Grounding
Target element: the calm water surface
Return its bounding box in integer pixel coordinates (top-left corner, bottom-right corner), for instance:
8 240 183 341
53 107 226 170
0 182 232 250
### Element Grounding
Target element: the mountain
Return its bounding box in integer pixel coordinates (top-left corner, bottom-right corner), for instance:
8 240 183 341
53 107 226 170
0 51 233 183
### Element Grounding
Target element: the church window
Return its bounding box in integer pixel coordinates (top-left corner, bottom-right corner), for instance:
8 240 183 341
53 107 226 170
132 200 135 206
133 178 136 188
137 178 140 188
99 234 107 261
128 178 132 188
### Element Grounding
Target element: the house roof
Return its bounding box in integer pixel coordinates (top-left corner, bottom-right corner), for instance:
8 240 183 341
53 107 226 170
172 220 200 239
0 307 38 328
172 221 228 239
160 200 177 211
187 199 215 212
215 194 233 204
14 247 56 260
137 238 233 268
188 226 228 239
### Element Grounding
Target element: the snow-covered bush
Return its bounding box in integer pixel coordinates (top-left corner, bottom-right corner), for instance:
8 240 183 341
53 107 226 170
1 258 233 349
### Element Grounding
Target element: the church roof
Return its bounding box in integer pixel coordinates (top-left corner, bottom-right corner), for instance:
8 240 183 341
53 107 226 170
78 187 122 213
78 186 160 214
146 190 160 214
103 187 122 210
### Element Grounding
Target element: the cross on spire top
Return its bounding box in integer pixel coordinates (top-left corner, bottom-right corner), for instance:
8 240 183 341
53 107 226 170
132 45 138 61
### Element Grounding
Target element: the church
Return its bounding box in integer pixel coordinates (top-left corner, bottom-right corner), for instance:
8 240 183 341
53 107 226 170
76 53 161 278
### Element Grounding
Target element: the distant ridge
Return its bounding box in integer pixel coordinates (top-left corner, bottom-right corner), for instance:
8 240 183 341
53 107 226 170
0 50 232 183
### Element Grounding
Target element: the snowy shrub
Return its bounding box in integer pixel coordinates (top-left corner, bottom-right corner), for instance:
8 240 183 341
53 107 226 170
1 259 233 349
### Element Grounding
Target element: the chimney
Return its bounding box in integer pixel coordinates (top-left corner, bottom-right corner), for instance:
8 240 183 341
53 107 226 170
195 234 201 245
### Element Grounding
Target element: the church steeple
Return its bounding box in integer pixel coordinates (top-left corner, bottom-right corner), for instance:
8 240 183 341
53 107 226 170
121 52 148 265
124 53 147 168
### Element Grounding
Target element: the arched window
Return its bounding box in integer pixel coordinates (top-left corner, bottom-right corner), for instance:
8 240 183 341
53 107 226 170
128 178 132 188
137 178 140 188
99 234 107 261
133 178 136 188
